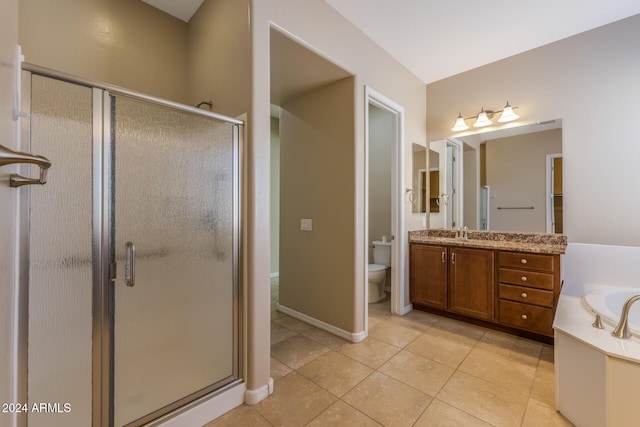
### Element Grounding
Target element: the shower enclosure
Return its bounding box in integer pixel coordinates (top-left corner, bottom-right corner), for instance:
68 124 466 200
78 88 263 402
22 70 242 427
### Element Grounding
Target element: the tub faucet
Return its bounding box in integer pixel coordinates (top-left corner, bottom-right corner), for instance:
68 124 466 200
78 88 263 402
611 294 640 339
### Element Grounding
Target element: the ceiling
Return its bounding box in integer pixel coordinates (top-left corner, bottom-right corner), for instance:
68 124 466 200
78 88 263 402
141 0 205 22
270 29 352 106
142 0 640 84
323 0 640 83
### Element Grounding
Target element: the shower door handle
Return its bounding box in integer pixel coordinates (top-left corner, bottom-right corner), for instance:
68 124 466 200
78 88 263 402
125 242 136 287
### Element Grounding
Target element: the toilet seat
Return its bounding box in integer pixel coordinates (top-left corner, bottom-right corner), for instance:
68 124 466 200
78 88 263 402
368 264 386 272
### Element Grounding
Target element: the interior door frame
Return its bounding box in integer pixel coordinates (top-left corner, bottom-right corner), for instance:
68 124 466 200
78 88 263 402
445 139 463 229
417 168 427 214
364 86 408 325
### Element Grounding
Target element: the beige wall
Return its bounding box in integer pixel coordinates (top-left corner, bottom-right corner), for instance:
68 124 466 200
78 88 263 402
247 0 428 396
188 0 250 117
0 0 20 417
485 129 562 232
20 0 251 114
19 0 189 103
427 14 640 246
251 0 428 341
279 77 356 332
368 105 393 253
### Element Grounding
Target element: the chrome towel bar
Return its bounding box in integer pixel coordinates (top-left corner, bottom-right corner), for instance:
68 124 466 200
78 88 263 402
497 206 534 210
0 143 52 187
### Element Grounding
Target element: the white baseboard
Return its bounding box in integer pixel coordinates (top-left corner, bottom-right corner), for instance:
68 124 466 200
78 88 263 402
152 382 245 427
244 378 274 405
399 303 413 316
277 304 366 343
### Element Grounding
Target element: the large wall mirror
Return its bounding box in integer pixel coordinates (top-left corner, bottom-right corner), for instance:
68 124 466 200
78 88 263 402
428 120 563 234
411 143 427 213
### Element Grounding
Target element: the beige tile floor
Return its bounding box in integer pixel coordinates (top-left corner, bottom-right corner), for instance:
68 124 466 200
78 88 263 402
204 279 574 427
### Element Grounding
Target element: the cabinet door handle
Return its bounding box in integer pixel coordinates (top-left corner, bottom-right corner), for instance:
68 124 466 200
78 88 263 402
521 314 528 320
441 251 446 263
520 258 528 264
451 253 456 264
521 276 528 282
521 292 528 298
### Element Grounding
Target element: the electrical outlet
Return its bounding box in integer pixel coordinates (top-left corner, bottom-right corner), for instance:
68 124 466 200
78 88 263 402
300 219 312 231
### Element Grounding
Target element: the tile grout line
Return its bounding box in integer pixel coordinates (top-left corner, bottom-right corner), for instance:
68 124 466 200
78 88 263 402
267 288 561 427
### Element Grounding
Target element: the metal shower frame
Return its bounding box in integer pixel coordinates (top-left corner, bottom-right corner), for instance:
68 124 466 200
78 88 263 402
18 63 244 427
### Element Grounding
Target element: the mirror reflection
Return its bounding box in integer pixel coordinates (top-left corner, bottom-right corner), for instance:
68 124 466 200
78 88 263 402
428 120 563 233
411 143 427 213
428 150 439 214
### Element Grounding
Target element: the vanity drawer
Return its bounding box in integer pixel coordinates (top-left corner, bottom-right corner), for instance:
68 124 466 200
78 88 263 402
499 268 554 290
499 284 554 308
498 300 554 336
499 252 555 272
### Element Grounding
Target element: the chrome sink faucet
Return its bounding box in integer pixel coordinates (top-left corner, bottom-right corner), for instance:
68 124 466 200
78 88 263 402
611 294 640 339
455 226 469 240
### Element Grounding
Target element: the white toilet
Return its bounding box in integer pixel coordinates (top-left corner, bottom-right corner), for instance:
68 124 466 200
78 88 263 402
368 240 391 303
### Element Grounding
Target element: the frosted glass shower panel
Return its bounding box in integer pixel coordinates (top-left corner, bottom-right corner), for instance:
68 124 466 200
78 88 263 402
112 95 237 426
28 75 93 427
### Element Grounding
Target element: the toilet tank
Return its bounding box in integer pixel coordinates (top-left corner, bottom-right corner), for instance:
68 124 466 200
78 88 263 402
372 240 392 266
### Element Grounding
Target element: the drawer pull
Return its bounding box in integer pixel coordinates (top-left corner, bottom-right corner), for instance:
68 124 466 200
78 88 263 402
521 292 528 298
521 314 528 320
520 258 527 264
442 251 446 263
521 276 528 282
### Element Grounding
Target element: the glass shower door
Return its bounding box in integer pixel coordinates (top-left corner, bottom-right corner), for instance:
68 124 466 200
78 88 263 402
111 94 239 427
27 74 94 427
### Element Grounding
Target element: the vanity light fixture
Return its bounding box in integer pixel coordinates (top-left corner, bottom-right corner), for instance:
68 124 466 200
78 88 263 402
450 101 519 131
452 113 469 131
497 101 519 122
474 107 492 127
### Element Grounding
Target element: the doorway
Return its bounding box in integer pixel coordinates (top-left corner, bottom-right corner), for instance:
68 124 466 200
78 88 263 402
365 87 406 323
23 71 242 427
270 27 365 341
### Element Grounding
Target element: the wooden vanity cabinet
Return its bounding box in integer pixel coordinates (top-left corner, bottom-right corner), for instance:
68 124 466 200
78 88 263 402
449 247 495 321
409 243 447 310
410 242 562 340
409 244 494 321
497 251 560 337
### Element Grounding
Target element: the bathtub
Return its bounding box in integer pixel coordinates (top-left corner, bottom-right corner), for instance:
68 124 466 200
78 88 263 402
553 244 640 426
554 282 640 364
554 282 640 427
583 287 640 337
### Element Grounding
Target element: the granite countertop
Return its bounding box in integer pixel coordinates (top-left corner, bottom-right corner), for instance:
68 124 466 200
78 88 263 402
408 229 568 254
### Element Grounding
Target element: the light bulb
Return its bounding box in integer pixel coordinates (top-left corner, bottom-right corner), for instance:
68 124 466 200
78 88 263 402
498 101 519 122
451 113 469 131
473 108 492 127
